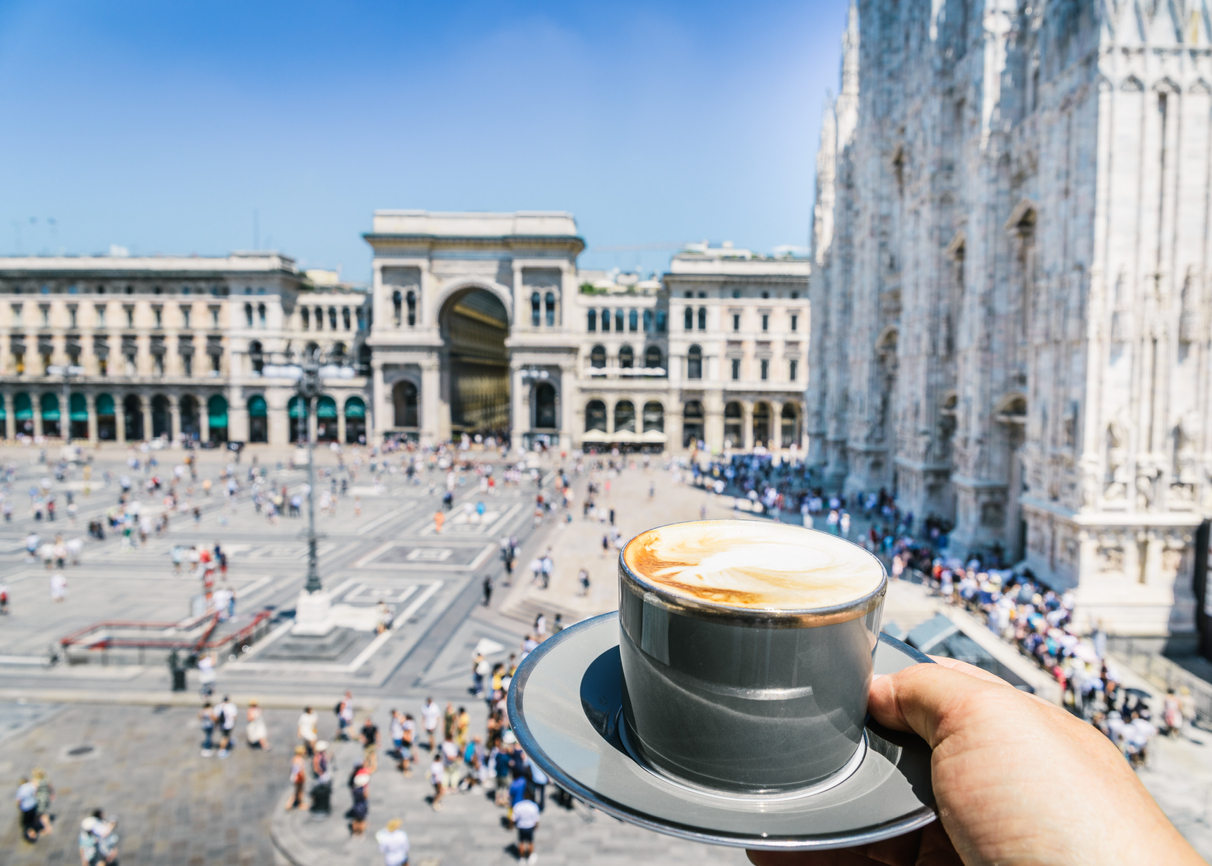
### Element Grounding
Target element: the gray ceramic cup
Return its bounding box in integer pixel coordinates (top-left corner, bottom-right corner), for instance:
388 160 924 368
618 522 886 794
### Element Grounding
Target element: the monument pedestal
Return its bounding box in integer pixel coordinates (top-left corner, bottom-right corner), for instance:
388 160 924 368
292 589 335 636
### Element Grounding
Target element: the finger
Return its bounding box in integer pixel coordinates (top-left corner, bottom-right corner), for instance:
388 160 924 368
868 663 1007 746
926 655 1014 686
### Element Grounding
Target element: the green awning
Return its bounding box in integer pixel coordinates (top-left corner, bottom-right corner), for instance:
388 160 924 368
316 396 337 419
248 395 267 418
40 393 60 420
207 395 229 427
288 395 304 419
14 393 33 420
0 398 6 420
344 396 366 418
70 393 88 422
96 393 115 416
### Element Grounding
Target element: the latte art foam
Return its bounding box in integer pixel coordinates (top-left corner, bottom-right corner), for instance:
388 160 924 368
623 521 884 611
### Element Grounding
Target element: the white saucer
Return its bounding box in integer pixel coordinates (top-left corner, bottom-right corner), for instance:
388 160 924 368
507 612 937 851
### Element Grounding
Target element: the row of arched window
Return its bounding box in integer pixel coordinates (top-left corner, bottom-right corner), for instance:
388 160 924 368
531 292 557 327
684 307 708 330
391 290 417 327
588 344 664 371
584 400 665 434
243 303 268 329
300 305 364 332
586 308 668 334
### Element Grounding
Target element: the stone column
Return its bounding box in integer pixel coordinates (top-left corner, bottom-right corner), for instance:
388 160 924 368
228 395 248 444
769 399 784 451
199 398 210 443
559 367 575 453
337 410 347 444
32 397 43 438
667 404 683 452
510 363 526 451
115 395 126 443
307 398 317 444
421 361 442 445
140 395 152 443
372 362 387 441
742 401 754 450
704 391 725 454
1 394 11 440
169 398 181 445
85 393 98 443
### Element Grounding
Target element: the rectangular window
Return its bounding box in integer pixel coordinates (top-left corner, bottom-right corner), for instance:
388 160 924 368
181 307 191 328
210 307 220 328
125 306 134 327
13 352 24 375
761 314 769 332
95 305 105 328
153 307 162 328
760 359 769 380
182 355 192 376
153 355 164 375
211 352 222 373
732 313 740 331
789 359 798 380
40 305 50 327
125 353 136 376
731 358 740 380
97 357 107 376
68 306 78 328
790 314 798 332
12 305 23 327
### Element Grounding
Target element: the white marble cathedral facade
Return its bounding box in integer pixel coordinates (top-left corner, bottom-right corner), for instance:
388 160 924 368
808 0 1212 636
0 211 809 457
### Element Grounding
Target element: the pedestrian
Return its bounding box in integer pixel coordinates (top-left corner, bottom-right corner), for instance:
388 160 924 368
347 764 370 838
198 653 216 698
361 715 379 773
16 776 39 842
50 572 67 603
534 612 547 639
287 746 307 811
297 706 318 755
433 510 445 533
1 581 10 615
578 568 590 596
428 752 446 812
421 697 440 751
247 700 270 750
514 784 541 864
199 701 217 756
336 691 354 741
376 818 410 866
217 695 237 757
482 574 493 607
311 742 333 814
32 768 53 835
456 706 470 749
400 713 416 775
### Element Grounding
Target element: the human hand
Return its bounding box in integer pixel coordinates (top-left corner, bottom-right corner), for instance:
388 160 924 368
748 657 1202 866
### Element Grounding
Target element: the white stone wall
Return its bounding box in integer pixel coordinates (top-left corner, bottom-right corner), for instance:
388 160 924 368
810 0 1212 636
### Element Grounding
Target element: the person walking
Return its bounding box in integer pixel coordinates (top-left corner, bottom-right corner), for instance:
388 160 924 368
311 742 333 814
197 653 216 698
216 695 237 757
428 752 446 812
513 785 541 864
421 698 440 751
376 818 409 866
32 768 54 835
199 701 217 757
336 691 354 741
287 746 308 811
347 764 370 838
16 776 39 842
482 574 493 607
456 706 470 749
400 713 416 775
360 715 379 773
246 700 270 750
50 572 67 603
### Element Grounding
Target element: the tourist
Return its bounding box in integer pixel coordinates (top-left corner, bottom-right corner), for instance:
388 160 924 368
482 574 493 606
421 698 440 751
360 715 379 773
246 700 270 750
428 752 446 812
440 732 461 792
472 652 490 697
50 572 68 603
199 701 216 757
16 776 39 842
297 706 318 756
311 742 333 814
336 690 354 741
347 764 370 837
286 747 307 811
578 568 590 596
197 653 216 698
216 695 237 757
513 784 541 864
400 713 416 775
456 706 470 749
376 818 409 866
30 768 53 835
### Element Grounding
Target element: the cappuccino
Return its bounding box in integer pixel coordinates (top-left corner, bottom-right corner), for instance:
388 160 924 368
623 520 882 611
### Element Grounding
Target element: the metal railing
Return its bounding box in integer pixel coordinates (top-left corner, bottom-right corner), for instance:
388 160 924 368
60 609 275 665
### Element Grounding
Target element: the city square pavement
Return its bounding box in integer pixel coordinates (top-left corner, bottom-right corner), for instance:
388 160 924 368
1 442 1211 862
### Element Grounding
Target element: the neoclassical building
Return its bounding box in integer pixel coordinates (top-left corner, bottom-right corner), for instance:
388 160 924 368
808 0 1212 636
0 211 809 454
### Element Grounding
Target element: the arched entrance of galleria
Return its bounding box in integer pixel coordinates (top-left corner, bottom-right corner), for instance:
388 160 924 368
441 288 510 438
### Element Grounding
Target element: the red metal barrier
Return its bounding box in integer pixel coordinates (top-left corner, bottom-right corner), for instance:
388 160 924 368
61 609 274 654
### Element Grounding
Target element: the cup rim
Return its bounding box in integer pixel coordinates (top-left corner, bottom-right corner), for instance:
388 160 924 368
619 519 887 627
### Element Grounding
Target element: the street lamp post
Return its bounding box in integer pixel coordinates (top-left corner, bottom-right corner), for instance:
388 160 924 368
260 349 355 634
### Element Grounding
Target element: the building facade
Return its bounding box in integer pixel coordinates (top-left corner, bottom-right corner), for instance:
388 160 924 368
808 0 1212 636
0 212 809 456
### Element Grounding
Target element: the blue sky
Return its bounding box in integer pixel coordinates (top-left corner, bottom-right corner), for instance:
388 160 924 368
0 0 845 280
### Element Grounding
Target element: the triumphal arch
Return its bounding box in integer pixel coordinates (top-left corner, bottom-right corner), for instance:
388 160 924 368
364 211 582 448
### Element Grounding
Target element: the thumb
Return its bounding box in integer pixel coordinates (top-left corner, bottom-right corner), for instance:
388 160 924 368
867 662 1014 748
